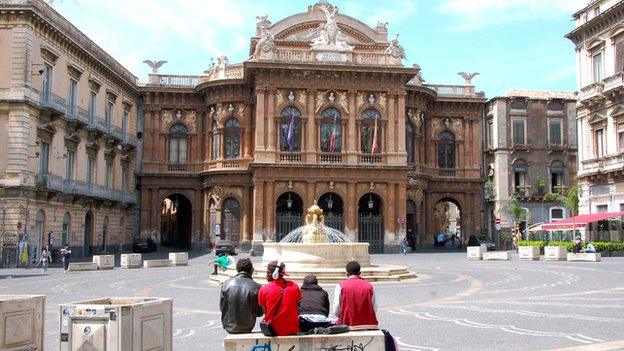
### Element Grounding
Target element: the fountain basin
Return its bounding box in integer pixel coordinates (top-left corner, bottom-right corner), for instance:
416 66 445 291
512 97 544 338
262 242 371 269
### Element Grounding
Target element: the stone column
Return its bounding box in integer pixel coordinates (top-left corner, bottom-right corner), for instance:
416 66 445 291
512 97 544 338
397 92 407 158
306 182 316 207
241 185 252 251
306 89 317 162
347 91 357 164
243 101 253 158
346 182 357 241
151 189 160 243
267 89 276 152
203 190 211 247
265 181 275 242
254 88 268 162
251 181 265 255
192 189 202 250
386 183 396 253
387 93 396 155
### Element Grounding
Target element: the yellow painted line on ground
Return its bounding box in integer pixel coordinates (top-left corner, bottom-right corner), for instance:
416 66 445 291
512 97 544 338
546 339 624 351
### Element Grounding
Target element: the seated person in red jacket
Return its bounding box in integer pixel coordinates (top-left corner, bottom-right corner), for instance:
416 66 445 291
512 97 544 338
332 261 378 329
258 261 302 336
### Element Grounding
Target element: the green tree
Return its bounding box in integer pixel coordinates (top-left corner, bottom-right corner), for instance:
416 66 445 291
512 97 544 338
556 185 580 217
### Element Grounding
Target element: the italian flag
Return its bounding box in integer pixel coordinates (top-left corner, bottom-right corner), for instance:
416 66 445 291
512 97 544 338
329 116 338 152
371 117 379 154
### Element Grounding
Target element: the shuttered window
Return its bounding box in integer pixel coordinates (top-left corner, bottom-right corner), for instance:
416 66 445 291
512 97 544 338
616 39 624 72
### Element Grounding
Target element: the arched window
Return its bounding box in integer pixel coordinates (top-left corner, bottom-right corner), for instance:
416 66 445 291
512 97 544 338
320 108 342 153
210 119 219 160
550 161 565 194
406 122 415 163
224 118 241 159
62 212 71 246
280 106 301 151
169 123 188 164
361 108 381 153
437 131 455 169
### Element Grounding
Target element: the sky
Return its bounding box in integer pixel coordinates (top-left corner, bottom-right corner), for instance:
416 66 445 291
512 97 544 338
49 0 587 97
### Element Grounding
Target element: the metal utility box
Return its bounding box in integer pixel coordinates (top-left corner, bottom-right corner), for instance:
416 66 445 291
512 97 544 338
59 297 172 351
0 295 45 351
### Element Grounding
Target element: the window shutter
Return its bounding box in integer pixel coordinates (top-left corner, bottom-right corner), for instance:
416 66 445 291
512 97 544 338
616 40 624 72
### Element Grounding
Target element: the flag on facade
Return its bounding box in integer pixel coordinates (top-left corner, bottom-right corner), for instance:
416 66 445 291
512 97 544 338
286 116 295 150
329 115 338 152
371 116 379 154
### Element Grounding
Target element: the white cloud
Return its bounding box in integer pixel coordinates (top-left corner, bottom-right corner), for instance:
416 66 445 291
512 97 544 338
342 0 418 29
437 0 586 31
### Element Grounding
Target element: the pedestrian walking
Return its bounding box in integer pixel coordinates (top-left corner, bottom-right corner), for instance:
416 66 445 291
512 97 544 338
401 236 409 255
37 246 52 274
60 244 71 273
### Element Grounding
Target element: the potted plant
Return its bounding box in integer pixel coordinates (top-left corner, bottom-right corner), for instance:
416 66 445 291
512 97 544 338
507 197 527 250
545 185 580 260
536 178 547 195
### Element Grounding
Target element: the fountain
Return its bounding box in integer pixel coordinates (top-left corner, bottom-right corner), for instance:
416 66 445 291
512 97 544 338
216 204 415 283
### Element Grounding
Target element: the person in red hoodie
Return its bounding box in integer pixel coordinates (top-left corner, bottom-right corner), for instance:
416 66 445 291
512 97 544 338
332 261 378 329
258 261 302 336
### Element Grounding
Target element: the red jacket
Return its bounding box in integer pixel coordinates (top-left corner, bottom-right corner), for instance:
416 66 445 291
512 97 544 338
258 278 301 336
338 275 378 327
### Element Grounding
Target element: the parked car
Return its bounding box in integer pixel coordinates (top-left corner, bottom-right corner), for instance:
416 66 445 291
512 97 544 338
215 239 237 256
467 235 496 251
132 238 157 253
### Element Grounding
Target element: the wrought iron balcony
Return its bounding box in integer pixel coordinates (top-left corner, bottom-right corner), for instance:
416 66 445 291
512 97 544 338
36 173 63 192
122 191 137 204
515 185 532 199
67 105 89 125
39 91 66 116
553 185 568 195
62 179 88 196
122 133 139 148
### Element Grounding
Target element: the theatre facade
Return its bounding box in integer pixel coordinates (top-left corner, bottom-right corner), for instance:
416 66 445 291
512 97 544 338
139 2 485 253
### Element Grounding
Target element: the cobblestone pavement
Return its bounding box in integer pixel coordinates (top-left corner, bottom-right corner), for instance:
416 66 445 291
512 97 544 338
1 252 624 351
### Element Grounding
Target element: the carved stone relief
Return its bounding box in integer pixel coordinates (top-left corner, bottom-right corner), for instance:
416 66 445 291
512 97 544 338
337 91 349 113
161 110 174 131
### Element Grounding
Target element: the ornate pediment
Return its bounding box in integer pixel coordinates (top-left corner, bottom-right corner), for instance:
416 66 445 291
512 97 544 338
610 104 624 120
588 111 607 125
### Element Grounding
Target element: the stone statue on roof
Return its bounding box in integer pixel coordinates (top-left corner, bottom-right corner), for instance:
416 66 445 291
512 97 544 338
385 33 406 59
310 1 353 51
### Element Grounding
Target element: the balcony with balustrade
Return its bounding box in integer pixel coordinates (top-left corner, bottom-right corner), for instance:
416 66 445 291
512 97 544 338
39 91 66 117
357 154 382 165
438 168 456 177
319 153 343 164
61 179 136 204
602 72 624 97
279 152 303 163
36 173 63 192
579 82 605 103
580 154 624 178
515 185 532 199
553 185 568 196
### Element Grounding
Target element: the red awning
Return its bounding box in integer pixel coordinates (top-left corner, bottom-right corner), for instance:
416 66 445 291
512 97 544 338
540 211 624 231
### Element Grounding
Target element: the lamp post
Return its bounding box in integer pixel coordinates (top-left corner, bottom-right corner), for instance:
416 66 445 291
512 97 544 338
367 194 374 210
286 193 293 209
327 194 333 210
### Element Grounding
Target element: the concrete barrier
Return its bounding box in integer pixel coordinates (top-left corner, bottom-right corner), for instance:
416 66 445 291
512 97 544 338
483 251 511 260
143 259 172 268
467 246 485 260
0 295 44 351
121 253 142 269
518 246 540 261
169 252 188 266
545 246 567 261
68 262 98 271
59 297 172 351
224 330 385 351
567 252 602 262
93 255 115 270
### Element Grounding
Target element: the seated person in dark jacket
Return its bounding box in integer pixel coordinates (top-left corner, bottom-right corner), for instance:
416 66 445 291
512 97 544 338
299 274 334 331
220 258 263 333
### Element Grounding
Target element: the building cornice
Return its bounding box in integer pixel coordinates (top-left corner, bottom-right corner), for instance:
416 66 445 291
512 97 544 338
565 1 624 45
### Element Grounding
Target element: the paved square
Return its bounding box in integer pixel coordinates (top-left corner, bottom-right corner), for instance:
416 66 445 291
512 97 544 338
1 252 624 351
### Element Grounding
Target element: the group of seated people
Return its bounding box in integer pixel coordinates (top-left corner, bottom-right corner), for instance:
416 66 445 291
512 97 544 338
219 258 378 336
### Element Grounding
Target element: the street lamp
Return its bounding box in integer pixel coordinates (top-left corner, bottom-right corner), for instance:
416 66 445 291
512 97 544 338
286 193 293 209
367 194 374 210
327 194 333 210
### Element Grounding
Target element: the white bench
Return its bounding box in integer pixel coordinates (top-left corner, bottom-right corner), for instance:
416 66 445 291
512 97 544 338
67 262 98 271
483 251 511 261
92 255 114 270
567 252 602 262
121 253 142 269
467 246 485 260
518 246 540 261
169 252 188 266
223 330 385 351
545 246 567 261
143 259 172 268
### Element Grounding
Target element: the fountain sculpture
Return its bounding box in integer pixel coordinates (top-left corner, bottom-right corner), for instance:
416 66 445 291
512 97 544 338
216 204 415 282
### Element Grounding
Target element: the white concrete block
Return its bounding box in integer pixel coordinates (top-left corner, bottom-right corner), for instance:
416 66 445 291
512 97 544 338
518 246 540 261
567 252 602 262
0 295 45 351
121 253 142 269
93 255 115 270
467 246 485 260
545 246 567 261
483 251 511 260
224 330 385 351
143 259 172 268
169 252 188 266
68 262 98 271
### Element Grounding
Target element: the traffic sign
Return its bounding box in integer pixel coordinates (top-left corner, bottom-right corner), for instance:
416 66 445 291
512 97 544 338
495 218 501 224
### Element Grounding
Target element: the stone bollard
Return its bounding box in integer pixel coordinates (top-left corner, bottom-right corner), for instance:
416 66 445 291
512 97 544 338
93 254 115 269
545 246 567 261
121 253 142 269
467 246 485 260
0 295 45 351
169 252 189 266
518 246 540 261
59 297 172 351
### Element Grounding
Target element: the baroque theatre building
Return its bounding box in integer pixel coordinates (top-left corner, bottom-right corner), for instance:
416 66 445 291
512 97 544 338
139 2 485 253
